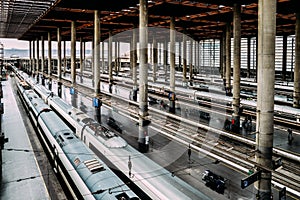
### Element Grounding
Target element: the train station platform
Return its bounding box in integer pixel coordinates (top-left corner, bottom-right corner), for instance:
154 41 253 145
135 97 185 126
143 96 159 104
0 78 50 200
42 71 300 155
15 69 300 199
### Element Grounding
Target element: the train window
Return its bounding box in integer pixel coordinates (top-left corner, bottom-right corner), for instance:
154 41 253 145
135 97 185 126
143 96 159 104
58 135 64 142
63 132 70 136
66 136 74 140
74 158 81 166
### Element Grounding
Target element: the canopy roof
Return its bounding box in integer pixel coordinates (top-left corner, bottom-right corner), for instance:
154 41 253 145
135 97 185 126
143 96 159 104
0 0 297 42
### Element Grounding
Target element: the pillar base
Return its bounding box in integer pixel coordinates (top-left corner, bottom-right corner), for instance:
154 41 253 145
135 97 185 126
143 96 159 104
169 100 176 113
255 192 272 200
48 78 52 91
109 83 113 93
57 82 62 97
41 75 45 86
94 106 101 123
138 142 149 153
132 88 138 101
231 115 240 134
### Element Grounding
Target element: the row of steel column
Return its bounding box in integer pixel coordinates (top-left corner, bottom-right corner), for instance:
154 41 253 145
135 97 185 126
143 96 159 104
24 0 299 197
132 1 300 198
25 18 300 111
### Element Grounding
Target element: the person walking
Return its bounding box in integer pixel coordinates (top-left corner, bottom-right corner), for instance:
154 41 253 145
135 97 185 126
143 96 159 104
188 144 191 163
288 128 293 145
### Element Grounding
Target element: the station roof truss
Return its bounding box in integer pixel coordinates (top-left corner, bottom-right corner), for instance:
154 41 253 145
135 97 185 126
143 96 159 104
0 0 56 38
1 0 298 42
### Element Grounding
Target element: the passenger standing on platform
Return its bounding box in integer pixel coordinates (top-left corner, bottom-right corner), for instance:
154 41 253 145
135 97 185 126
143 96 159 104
160 100 164 110
188 144 191 162
224 118 231 131
128 156 132 177
231 118 235 131
288 128 293 145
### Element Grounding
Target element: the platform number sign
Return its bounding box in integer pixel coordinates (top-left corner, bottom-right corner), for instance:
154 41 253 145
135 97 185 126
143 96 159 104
168 92 175 101
93 97 99 107
93 98 102 108
279 187 286 200
70 87 75 95
241 171 261 189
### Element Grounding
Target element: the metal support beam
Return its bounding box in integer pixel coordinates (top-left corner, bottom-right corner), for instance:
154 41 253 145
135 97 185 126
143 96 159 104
41 36 45 85
138 0 149 153
57 27 62 81
222 32 226 81
32 40 35 77
102 41 105 73
36 38 39 82
189 40 193 84
255 0 276 198
169 16 176 113
170 16 175 92
57 28 62 97
247 37 251 78
63 40 66 75
29 41 32 74
164 39 168 82
71 21 76 86
115 40 118 74
47 32 52 77
225 23 232 95
183 34 187 84
153 35 157 82
282 35 287 81
94 10 101 95
132 27 138 101
79 37 83 83
108 31 113 92
294 13 300 108
47 32 52 90
232 4 241 133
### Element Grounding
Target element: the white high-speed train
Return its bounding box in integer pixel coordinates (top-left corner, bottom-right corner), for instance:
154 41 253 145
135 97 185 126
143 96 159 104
16 77 140 200
15 69 210 200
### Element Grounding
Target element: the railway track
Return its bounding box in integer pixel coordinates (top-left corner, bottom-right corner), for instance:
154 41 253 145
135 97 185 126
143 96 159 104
103 92 300 196
35 73 300 198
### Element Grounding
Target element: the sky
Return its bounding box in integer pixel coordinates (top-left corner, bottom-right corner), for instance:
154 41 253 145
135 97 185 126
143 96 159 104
0 38 29 49
0 38 94 50
0 37 130 58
